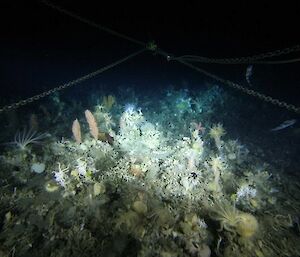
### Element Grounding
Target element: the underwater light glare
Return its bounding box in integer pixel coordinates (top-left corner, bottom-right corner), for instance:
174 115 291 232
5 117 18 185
124 103 136 113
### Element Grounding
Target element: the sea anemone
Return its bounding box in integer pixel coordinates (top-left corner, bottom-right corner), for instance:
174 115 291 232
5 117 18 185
7 128 48 151
210 200 258 238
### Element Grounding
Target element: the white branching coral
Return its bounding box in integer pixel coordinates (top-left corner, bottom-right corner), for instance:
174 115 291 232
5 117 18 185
236 184 257 202
116 109 163 162
75 158 88 177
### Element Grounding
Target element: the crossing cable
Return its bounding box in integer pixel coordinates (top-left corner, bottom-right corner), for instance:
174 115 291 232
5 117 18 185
40 0 146 48
40 0 158 53
170 44 300 64
175 58 300 114
0 48 146 114
38 0 300 114
40 0 300 66
149 48 300 114
2 0 298 115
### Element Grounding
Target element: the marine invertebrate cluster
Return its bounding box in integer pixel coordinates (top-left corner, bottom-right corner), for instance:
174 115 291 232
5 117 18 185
72 109 114 144
210 200 258 238
117 108 163 162
1 86 295 257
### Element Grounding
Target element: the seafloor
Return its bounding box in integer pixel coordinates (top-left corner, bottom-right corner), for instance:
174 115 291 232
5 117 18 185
0 84 299 257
